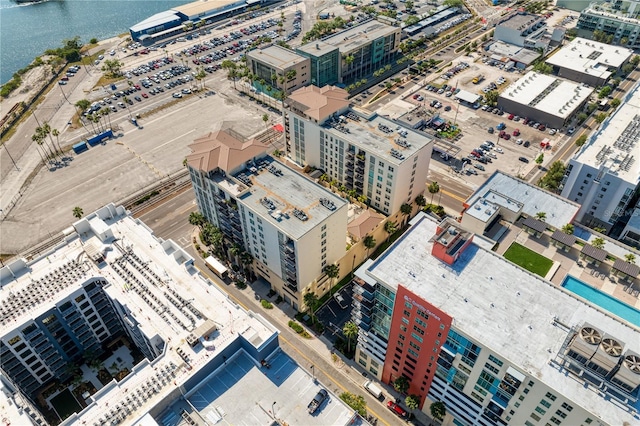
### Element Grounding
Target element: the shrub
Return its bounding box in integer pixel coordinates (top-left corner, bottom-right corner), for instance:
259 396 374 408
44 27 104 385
289 320 304 333
261 299 273 309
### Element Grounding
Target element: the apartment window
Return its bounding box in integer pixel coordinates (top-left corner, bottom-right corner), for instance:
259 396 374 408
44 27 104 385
411 333 423 343
535 407 546 415
379 161 384 167
601 188 607 192
530 413 541 421
400 325 407 332
586 173 592 178
412 325 424 335
549 417 561 425
397 341 404 348
583 180 589 184
585 419 593 424
402 317 409 324
398 334 405 340
555 410 567 419
560 403 572 412
409 341 420 351
524 388 530 394
415 318 426 327
528 380 535 387
321 224 326 231
403 309 411 316
388 166 394 172
488 354 503 367
514 402 520 408
540 399 551 408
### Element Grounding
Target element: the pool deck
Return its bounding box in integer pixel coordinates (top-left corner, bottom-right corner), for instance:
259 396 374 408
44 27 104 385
495 223 640 312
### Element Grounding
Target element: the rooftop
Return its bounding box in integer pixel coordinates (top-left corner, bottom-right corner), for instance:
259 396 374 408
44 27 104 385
464 197 500 223
296 40 339 57
130 10 182 33
186 130 270 173
496 12 544 31
546 37 633 81
572 82 640 182
322 110 434 165
247 45 310 70
288 85 350 122
365 213 640 425
234 156 348 239
0 204 278 425
172 0 244 18
465 171 580 229
321 21 399 54
500 71 593 120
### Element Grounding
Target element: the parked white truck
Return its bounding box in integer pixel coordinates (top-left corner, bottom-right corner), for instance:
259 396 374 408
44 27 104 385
363 380 383 399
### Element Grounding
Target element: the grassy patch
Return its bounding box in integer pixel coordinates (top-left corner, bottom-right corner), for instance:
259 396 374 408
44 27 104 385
503 242 553 277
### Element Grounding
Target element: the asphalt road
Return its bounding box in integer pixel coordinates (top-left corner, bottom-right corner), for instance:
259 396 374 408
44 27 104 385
135 189 428 426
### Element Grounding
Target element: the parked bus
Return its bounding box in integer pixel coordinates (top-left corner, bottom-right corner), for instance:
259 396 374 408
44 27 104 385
204 256 228 280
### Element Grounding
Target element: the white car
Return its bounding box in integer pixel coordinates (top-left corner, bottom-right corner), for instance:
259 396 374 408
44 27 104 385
494 147 503 153
172 92 183 98
548 128 556 135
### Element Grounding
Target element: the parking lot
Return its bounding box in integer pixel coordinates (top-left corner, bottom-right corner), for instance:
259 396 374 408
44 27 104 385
315 283 354 345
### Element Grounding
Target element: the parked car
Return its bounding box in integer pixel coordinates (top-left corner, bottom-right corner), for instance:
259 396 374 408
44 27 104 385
512 129 520 136
474 163 485 171
387 402 408 418
519 156 529 163
487 127 494 134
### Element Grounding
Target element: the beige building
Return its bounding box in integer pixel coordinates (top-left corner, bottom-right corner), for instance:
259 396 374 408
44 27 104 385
286 85 433 215
246 45 310 95
186 130 348 310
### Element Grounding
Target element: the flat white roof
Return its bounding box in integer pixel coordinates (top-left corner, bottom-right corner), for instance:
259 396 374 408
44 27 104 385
500 71 593 119
572 81 640 183
546 38 633 81
465 196 502 223
248 45 309 70
465 171 580 229
130 10 182 33
366 213 640 425
0 205 279 425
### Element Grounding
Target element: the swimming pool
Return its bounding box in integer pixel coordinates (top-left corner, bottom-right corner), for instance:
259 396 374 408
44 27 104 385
562 275 640 327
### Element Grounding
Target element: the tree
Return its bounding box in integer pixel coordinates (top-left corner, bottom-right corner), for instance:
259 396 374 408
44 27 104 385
625 253 636 264
592 237 606 249
31 133 47 165
101 59 124 78
594 113 608 124
324 264 340 295
575 135 587 146
610 98 621 108
393 375 409 394
72 207 83 219
484 90 499 106
405 394 420 411
405 0 414 9
576 112 588 125
415 194 426 208
430 401 446 420
339 392 367 417
384 220 398 243
535 211 547 221
188 212 205 231
428 181 440 204
400 203 413 226
342 321 358 353
562 224 574 235
303 292 319 324
363 235 376 258
535 153 544 167
262 113 269 128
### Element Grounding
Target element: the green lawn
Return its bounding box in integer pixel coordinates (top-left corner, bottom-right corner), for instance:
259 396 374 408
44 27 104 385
503 242 553 277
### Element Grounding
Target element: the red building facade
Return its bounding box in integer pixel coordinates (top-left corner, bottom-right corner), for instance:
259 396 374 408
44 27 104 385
382 284 452 408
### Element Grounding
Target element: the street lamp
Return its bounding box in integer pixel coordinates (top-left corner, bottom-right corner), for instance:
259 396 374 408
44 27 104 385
310 364 315 380
272 401 277 419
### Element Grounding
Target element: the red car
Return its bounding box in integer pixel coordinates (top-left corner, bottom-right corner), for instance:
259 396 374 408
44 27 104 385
387 401 408 418
539 125 547 131
513 128 520 136
508 113 514 120
134 84 141 90
503 133 511 140
141 93 148 98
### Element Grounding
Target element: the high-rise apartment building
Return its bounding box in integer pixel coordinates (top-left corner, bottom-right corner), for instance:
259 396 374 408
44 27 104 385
186 130 348 309
286 85 433 215
560 83 640 238
352 213 639 425
577 1 640 49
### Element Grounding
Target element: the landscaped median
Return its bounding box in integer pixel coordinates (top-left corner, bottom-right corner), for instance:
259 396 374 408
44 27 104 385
503 242 553 277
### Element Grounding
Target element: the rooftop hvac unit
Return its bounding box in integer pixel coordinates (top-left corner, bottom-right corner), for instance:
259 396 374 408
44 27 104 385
579 326 602 345
600 337 624 357
624 353 640 374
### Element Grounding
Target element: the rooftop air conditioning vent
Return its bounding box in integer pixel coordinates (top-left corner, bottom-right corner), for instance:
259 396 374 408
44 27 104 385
624 354 640 374
580 326 602 345
601 338 623 357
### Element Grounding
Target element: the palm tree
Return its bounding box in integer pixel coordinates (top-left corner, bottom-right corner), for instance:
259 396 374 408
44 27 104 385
415 194 426 208
342 321 358 354
384 220 398 243
535 211 547 221
303 292 319 324
229 243 242 265
31 133 47 165
400 203 413 227
393 375 409 394
430 401 446 421
561 224 574 235
625 253 636 264
36 125 58 161
41 121 58 156
51 127 62 155
262 113 269 128
189 212 205 230
428 181 440 204
240 251 254 277
405 394 420 411
324 264 340 296
72 206 84 219
363 235 376 258
591 237 606 250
